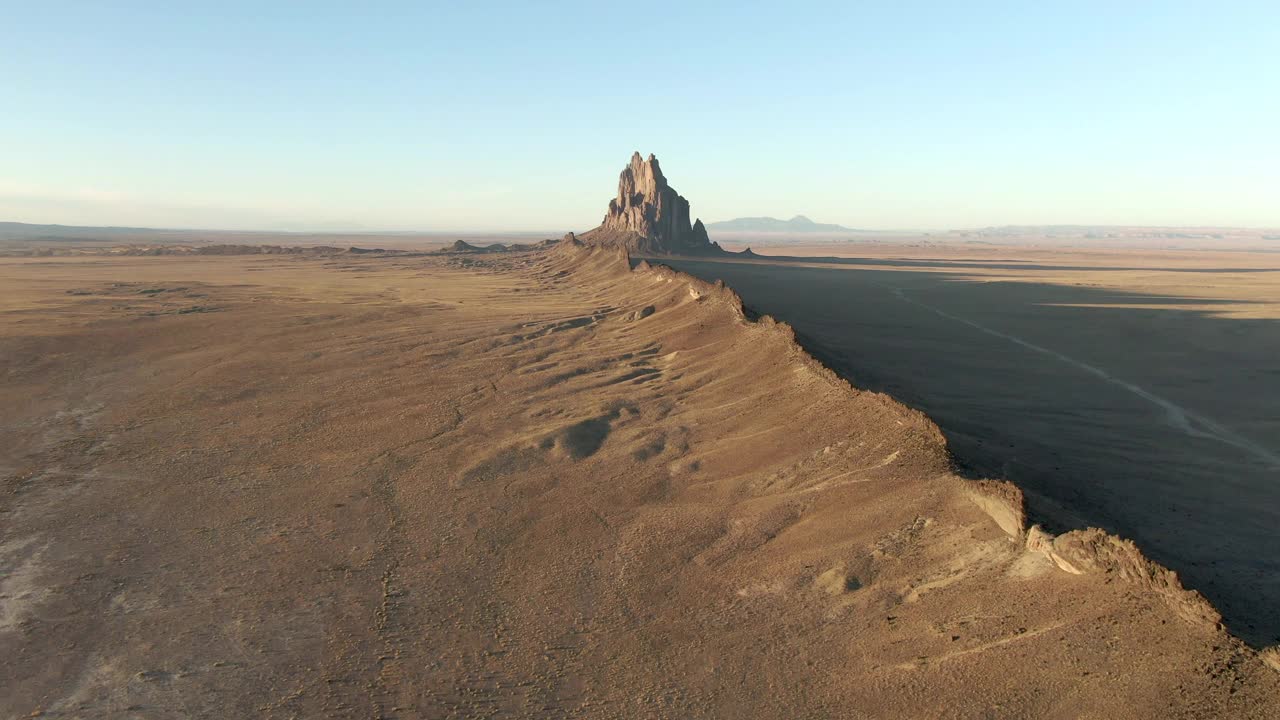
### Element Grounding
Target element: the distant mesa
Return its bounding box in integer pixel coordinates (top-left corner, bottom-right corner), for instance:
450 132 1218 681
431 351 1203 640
446 240 512 254
441 238 557 255
578 152 725 256
705 215 856 233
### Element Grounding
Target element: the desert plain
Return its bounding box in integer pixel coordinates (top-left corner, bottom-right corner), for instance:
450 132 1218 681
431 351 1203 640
2 241 1279 718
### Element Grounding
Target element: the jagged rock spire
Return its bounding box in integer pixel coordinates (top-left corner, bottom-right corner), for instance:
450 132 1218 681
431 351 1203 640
580 152 723 255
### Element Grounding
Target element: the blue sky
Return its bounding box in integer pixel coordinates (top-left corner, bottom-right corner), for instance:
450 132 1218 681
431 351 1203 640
2 1 1278 231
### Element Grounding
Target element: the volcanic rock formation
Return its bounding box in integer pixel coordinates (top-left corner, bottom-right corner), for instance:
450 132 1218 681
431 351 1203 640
579 152 724 255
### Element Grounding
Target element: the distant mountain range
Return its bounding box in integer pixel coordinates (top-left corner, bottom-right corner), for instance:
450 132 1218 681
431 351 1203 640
704 215 857 233
0 221 173 241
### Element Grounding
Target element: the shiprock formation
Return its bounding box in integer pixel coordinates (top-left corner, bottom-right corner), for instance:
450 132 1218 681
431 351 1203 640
578 152 725 256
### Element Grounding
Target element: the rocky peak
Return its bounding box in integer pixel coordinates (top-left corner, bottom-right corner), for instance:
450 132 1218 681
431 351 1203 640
580 152 723 255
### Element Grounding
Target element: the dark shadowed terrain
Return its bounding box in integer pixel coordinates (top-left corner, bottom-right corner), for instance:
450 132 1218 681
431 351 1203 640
658 250 1280 646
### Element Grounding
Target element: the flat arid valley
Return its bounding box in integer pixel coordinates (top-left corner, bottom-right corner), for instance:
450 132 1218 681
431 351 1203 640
3 151 1280 718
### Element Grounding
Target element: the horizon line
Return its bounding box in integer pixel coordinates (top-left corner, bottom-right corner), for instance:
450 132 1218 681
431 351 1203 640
3 219 1279 237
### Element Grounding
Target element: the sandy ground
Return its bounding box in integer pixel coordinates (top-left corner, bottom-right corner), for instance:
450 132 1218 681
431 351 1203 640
2 246 1278 718
660 246 1280 648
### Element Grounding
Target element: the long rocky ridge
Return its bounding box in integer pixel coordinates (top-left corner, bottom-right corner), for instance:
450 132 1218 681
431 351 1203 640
567 240 1227 627
551 227 1280 679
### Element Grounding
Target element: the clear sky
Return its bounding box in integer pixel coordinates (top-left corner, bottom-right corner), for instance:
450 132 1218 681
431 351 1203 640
3 1 1278 231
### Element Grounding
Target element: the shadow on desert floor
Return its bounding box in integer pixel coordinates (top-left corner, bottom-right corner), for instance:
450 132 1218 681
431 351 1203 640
653 255 1280 647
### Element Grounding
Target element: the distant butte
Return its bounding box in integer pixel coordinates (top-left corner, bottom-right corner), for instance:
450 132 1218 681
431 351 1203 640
578 152 725 256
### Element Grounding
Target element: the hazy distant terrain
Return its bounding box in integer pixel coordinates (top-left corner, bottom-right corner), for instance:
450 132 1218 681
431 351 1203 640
5 220 1277 255
0 221 553 254
704 215 856 233
710 224 1280 251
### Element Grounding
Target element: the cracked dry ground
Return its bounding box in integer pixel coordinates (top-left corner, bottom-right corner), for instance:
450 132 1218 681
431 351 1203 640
2 249 1278 719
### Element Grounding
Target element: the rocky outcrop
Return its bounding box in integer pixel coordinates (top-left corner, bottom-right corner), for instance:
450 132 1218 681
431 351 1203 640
961 475 1223 630
578 152 724 256
442 240 526 254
